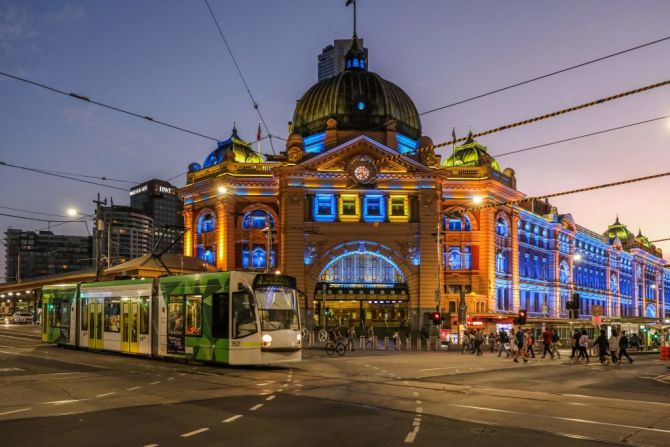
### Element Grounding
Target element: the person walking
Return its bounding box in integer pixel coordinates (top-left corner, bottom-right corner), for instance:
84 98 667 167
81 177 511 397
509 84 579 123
514 327 527 363
578 329 590 363
526 329 536 358
570 330 581 359
348 324 356 351
551 329 561 359
366 325 375 349
461 331 470 355
608 329 620 366
541 327 554 359
474 330 484 356
509 328 519 359
618 330 634 363
498 330 510 357
595 329 610 365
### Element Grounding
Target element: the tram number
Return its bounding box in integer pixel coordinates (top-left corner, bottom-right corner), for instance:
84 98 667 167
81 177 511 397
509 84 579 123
231 341 241 347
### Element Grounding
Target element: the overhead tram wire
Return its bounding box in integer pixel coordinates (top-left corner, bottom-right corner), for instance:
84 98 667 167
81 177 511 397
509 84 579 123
372 77 670 167
203 0 277 154
492 114 670 159
0 212 86 223
0 70 222 142
0 161 129 192
419 34 670 117
0 205 69 218
466 170 670 212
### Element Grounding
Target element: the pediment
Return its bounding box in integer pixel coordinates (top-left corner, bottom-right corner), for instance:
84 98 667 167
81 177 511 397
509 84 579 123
299 135 430 174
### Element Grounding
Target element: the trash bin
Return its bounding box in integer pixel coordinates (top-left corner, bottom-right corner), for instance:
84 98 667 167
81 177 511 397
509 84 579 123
660 346 670 360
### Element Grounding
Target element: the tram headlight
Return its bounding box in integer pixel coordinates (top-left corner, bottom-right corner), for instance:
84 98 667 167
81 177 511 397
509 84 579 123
262 333 272 347
296 332 302 342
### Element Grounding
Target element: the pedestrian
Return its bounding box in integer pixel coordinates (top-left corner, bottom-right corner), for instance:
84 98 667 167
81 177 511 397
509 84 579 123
498 329 510 357
514 327 527 363
551 329 561 359
392 329 399 349
366 325 375 349
526 329 536 358
618 330 634 363
348 324 356 351
474 330 484 356
578 329 590 363
461 331 471 355
631 333 641 350
608 329 620 366
570 330 581 359
541 327 554 359
509 328 519 359
32 310 38 327
489 332 496 353
595 329 610 365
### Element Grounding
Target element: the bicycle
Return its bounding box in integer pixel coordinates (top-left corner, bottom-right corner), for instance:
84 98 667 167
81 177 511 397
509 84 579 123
325 339 347 356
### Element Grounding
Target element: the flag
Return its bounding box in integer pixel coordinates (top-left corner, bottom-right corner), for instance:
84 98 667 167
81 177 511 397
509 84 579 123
452 127 456 144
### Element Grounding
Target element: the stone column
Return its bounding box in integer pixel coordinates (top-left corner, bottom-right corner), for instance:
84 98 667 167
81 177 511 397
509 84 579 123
550 228 560 318
183 207 194 257
418 190 440 328
215 202 226 270
510 213 520 312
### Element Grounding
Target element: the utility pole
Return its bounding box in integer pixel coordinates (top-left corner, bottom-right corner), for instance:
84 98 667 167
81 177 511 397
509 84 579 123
263 219 273 273
93 193 107 281
435 207 442 341
16 251 21 284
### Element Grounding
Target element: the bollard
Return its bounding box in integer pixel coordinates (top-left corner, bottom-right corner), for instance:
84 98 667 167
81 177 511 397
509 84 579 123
309 331 315 348
406 337 411 351
396 338 401 351
360 335 365 351
416 338 421 351
384 337 389 350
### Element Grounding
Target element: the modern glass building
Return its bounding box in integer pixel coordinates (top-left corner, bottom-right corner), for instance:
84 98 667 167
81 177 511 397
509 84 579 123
130 179 184 254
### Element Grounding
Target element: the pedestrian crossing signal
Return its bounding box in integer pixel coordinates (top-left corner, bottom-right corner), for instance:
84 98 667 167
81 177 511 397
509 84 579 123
518 310 527 324
432 312 441 325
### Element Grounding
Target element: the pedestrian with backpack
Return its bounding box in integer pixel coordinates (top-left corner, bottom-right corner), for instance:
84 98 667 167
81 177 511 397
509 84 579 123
619 330 634 363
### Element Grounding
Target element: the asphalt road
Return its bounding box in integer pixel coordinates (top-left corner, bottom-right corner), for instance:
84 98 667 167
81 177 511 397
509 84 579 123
1 324 669 447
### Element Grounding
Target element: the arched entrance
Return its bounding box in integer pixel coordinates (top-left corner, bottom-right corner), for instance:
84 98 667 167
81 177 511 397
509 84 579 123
313 241 409 332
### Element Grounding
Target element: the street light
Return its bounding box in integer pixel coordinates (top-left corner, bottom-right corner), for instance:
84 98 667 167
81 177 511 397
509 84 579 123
217 185 228 195
472 195 484 205
573 252 583 262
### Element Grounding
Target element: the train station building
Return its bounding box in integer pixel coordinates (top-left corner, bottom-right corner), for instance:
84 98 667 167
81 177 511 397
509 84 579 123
179 34 670 336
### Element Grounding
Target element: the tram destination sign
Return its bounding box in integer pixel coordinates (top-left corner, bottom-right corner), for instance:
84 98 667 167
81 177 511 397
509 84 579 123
253 274 297 290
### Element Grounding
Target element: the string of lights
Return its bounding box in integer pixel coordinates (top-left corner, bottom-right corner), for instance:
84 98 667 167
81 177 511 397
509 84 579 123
467 170 670 212
419 34 670 117
204 0 277 154
492 115 670 159
373 78 670 166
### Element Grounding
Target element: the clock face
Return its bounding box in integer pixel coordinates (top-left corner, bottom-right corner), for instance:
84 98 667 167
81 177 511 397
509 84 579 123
354 165 371 182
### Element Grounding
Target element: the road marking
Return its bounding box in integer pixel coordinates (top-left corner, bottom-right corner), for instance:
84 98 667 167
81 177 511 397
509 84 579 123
412 392 419 397
404 426 419 443
567 402 587 406
167 377 174 381
223 415 243 423
418 367 456 371
126 386 142 391
143 444 158 447
257 382 271 386
180 427 209 437
280 383 288 388
149 381 160 385
43 399 80 405
96 392 116 398
0 408 30 416
416 407 423 414
295 383 303 387
450 404 670 434
416 400 422 404
250 404 263 411
266 395 276 401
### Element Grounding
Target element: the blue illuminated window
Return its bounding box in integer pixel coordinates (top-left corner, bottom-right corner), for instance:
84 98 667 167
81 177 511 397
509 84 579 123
356 101 365 110
197 246 215 264
360 60 365 69
242 247 276 269
464 246 472 270
197 212 215 233
447 247 462 270
313 194 336 222
242 210 274 229
363 195 385 222
352 58 359 68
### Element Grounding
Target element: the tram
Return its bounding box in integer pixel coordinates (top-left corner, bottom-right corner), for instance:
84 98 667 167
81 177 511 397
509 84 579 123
41 271 302 365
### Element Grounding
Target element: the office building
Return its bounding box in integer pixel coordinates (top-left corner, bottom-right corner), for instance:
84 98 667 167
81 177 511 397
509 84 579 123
130 179 184 254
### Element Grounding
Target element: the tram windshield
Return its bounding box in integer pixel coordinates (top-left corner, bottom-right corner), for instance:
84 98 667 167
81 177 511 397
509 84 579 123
255 286 299 332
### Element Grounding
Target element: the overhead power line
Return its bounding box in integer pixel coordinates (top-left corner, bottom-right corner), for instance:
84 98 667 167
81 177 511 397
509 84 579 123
0 70 223 142
468 170 670 211
650 238 670 243
420 34 670 116
0 212 86 223
493 115 670 158
0 160 130 192
0 205 69 218
203 0 276 154
373 77 670 166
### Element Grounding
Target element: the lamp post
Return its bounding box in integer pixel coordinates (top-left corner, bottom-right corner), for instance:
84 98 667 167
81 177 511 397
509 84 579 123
67 194 106 280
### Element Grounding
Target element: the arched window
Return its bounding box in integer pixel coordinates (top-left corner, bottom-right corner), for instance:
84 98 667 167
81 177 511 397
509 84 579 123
443 214 471 231
447 247 462 270
197 212 216 233
320 250 404 284
496 217 509 237
524 223 531 242
496 250 506 273
559 261 569 284
242 209 275 229
241 246 276 269
197 246 215 264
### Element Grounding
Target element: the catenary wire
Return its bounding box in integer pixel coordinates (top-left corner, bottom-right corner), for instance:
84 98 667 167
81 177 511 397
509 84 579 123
419 34 670 116
204 0 276 154
0 161 129 192
0 205 69 218
492 115 670 158
0 212 86 223
373 78 670 166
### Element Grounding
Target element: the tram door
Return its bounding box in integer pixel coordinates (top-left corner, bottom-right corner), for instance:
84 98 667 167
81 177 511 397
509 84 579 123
121 299 139 353
88 299 104 349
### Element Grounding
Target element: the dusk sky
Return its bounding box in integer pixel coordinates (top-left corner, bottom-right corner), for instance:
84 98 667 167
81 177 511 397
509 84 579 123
1 0 670 280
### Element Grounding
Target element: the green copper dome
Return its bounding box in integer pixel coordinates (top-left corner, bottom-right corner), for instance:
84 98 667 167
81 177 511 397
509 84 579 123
442 132 501 171
635 229 654 249
292 38 421 140
203 127 264 167
604 216 633 242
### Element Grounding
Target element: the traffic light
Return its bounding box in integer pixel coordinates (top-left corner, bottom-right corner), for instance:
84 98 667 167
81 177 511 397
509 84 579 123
568 293 580 319
432 312 441 325
520 309 527 324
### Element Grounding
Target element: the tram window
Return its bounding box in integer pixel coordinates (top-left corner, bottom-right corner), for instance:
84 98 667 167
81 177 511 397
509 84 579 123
232 291 257 338
168 296 185 336
140 296 150 335
53 299 62 328
104 298 121 332
185 295 202 336
61 300 71 328
81 302 88 331
212 293 230 339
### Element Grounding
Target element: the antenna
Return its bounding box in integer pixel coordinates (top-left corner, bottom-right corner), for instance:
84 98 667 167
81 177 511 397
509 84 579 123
346 0 357 37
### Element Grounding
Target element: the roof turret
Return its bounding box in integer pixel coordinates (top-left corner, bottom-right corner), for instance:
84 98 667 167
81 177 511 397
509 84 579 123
442 132 501 171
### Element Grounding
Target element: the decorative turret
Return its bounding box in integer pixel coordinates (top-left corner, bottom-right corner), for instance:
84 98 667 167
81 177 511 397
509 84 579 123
202 126 264 168
442 132 501 171
603 215 633 243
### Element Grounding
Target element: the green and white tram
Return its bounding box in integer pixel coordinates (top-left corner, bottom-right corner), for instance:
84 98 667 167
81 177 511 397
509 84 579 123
41 271 302 365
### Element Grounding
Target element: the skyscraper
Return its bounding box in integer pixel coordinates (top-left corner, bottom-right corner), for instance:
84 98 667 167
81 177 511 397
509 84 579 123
97 206 153 266
129 179 184 255
317 38 367 81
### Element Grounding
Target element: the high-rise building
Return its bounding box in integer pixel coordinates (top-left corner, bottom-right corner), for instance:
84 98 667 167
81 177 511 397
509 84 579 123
317 38 367 81
97 206 153 266
129 179 184 254
4 229 92 282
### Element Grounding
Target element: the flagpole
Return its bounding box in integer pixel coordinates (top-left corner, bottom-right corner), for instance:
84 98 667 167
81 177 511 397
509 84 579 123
451 127 456 163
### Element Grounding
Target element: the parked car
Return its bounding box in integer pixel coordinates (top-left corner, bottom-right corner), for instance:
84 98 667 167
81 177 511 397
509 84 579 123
11 311 32 324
